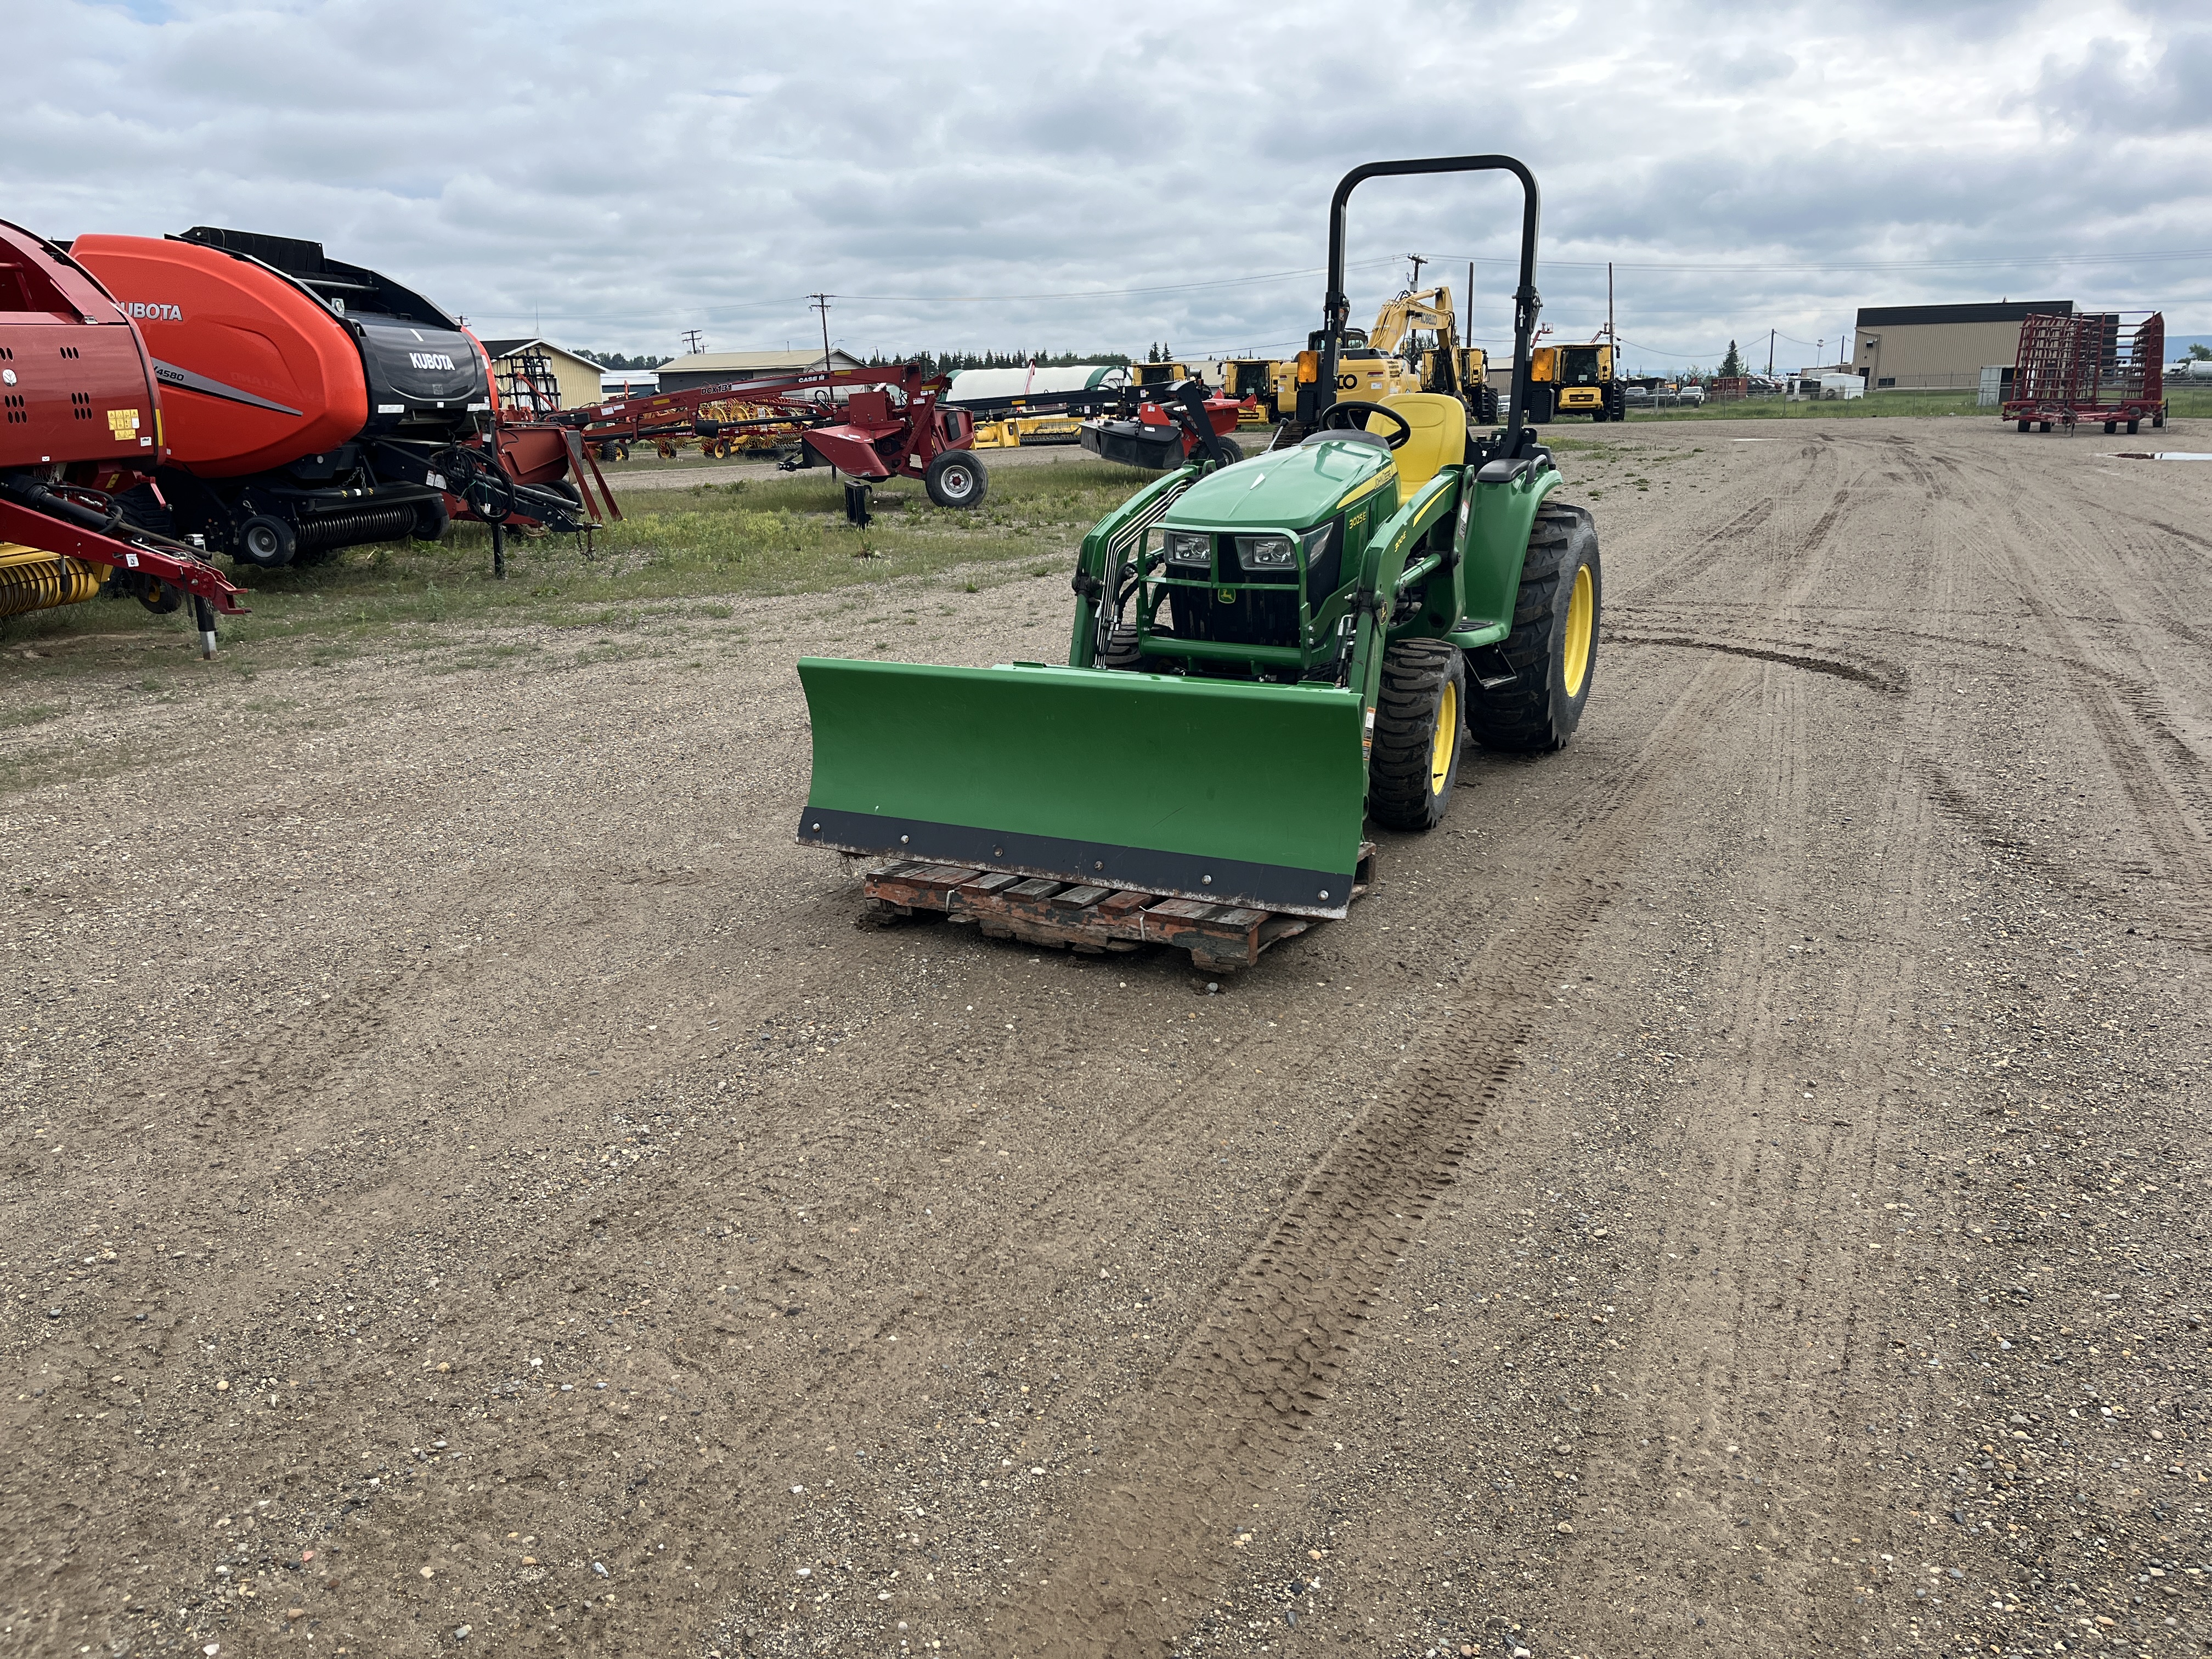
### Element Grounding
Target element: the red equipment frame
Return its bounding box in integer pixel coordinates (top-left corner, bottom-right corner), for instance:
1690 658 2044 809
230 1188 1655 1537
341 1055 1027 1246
2002 311 2166 434
1 219 247 654
561 364 975 482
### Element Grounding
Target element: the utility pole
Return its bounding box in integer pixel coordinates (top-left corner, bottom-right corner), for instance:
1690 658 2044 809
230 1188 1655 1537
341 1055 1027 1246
682 329 704 354
809 293 834 374
1767 329 1775 377
1607 261 1615 342
1405 253 1426 292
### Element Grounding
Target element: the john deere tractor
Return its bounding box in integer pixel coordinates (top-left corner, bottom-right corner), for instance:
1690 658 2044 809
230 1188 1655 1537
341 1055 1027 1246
796 155 1599 924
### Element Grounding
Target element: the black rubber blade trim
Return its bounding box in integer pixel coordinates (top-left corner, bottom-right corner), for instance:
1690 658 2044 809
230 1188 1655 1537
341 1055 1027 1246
797 808 1355 919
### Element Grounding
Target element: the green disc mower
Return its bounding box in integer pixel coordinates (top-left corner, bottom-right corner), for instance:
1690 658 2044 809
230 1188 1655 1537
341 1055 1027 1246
797 155 1599 929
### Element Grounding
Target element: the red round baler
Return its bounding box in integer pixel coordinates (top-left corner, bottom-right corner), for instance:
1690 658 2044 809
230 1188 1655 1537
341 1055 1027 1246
71 227 507 568
0 218 247 646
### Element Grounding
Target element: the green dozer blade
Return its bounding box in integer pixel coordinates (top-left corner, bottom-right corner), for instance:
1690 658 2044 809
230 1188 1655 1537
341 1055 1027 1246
795 658 1368 918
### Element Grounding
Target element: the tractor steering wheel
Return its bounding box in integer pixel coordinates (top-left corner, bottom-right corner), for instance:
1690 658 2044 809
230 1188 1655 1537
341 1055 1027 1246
1317 400 1412 449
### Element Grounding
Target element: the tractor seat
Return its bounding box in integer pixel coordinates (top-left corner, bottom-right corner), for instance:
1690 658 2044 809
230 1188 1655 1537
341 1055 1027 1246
1368 392 1468 492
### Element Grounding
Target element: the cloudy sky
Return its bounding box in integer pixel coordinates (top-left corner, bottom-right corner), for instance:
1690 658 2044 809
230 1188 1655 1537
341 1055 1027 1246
18 0 2210 373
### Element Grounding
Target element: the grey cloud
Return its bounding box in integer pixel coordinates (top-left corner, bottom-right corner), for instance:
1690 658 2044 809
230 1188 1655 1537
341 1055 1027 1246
2034 27 2212 134
9 0 2205 369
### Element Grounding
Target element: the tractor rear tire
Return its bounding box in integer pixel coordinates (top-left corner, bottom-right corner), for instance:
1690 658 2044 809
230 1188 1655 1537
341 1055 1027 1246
925 449 989 510
1465 501 1600 754
1369 638 1466 832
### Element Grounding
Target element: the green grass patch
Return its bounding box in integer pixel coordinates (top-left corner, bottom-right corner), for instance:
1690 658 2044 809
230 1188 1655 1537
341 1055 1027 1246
1610 386 2212 425
0 458 1146 671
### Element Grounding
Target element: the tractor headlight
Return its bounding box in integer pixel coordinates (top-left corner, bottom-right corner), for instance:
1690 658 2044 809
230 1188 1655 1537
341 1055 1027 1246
1235 534 1296 569
1163 529 1211 568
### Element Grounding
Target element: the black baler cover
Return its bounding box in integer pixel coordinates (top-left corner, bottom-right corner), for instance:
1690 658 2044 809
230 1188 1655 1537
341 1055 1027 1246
177 226 487 440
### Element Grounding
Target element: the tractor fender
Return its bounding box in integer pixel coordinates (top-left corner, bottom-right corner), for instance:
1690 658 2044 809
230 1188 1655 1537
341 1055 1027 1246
1453 462 1564 638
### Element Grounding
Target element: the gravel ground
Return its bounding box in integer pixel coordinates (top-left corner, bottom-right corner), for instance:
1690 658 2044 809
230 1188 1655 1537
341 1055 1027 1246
2 419 2207 1659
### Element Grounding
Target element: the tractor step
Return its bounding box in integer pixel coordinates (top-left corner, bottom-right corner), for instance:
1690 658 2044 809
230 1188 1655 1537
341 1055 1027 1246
859 846 1376 973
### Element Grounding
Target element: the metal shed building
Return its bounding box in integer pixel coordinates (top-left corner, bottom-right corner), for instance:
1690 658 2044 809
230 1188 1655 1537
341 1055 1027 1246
1852 301 2073 391
655 348 866 394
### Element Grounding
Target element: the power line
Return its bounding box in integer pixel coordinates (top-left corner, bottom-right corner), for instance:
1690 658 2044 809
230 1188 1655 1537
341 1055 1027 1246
1435 246 2212 275
836 256 1403 304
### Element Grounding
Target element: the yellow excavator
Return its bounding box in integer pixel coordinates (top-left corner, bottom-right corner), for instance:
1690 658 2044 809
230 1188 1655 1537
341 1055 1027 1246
1366 286 1498 423
1234 284 1498 428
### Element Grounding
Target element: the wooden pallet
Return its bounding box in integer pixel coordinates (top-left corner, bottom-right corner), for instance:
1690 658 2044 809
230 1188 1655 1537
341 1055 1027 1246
859 848 1375 973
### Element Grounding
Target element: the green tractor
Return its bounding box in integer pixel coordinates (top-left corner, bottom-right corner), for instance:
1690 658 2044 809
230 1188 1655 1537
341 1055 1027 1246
796 155 1598 934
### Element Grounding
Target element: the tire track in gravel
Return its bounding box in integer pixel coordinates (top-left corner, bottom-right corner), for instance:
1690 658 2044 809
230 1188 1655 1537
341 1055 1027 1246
1959 443 2212 948
1564 604 1960 1656
1611 497 1775 603
1602 631 1907 694
995 651 1736 1656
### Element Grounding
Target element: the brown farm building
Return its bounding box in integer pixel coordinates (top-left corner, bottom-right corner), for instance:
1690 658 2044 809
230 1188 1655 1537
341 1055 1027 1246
656 348 867 394
1852 301 2072 391
477 338 607 413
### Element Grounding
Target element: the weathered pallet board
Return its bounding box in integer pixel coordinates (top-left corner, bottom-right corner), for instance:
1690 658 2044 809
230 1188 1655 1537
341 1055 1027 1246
859 847 1374 972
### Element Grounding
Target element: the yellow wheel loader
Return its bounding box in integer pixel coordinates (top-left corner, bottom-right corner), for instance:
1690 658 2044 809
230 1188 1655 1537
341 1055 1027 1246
1526 340 1624 422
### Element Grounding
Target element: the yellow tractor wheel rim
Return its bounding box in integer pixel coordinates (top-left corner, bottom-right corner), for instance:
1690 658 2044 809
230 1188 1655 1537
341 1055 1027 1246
1562 564 1594 698
1430 679 1459 794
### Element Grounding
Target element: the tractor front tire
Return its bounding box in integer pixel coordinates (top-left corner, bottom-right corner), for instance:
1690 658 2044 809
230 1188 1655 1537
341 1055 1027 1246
1369 638 1466 832
1466 502 1600 754
925 449 990 510
1097 623 1143 672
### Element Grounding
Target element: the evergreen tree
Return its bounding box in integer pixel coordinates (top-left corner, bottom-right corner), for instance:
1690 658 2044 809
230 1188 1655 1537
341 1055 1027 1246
1719 340 1743 379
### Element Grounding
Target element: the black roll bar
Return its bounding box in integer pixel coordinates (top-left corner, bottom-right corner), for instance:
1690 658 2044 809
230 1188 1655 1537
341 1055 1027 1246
1321 155 1542 448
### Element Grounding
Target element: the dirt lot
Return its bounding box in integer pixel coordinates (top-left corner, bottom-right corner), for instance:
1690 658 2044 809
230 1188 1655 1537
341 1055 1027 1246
4 419 2208 1658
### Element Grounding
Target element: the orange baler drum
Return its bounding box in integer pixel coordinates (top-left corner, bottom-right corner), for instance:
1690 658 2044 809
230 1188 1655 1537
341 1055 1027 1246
71 234 368 478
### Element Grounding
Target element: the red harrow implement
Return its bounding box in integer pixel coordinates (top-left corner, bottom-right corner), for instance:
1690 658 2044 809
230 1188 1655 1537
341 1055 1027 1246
2004 312 2166 436
0 219 247 656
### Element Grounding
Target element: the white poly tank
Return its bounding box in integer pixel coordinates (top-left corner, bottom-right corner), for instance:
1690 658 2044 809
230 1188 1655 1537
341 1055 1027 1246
944 364 1131 403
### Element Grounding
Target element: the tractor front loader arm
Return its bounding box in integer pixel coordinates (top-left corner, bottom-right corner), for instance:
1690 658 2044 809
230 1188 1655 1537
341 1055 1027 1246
1342 467 1465 712
1065 464 1201 667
